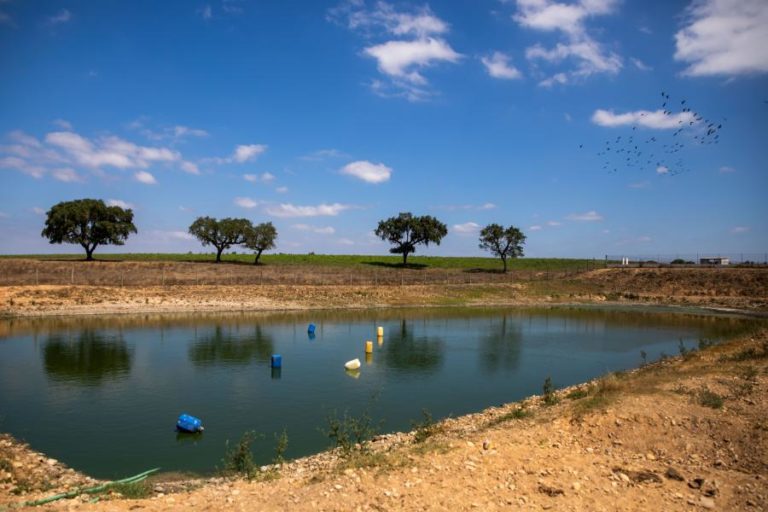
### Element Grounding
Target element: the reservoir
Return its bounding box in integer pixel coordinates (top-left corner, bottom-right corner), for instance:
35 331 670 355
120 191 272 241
0 306 760 478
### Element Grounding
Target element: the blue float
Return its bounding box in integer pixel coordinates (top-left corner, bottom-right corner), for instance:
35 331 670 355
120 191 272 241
176 413 204 433
271 354 282 368
308 323 316 334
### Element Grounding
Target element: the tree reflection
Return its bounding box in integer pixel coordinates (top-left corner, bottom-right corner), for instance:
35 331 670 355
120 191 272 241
479 316 522 373
43 330 132 384
189 325 274 366
383 320 444 374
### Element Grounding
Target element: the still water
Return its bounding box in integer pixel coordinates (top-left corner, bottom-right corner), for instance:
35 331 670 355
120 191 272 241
0 307 760 478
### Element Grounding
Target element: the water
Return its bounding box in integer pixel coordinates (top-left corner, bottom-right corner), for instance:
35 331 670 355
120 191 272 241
0 306 760 478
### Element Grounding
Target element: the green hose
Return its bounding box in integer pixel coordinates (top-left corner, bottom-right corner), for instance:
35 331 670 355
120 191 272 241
19 467 160 507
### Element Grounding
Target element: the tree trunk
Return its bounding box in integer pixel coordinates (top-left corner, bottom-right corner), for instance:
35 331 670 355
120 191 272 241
215 247 224 263
253 249 263 265
502 256 508 273
402 251 409 266
85 246 95 261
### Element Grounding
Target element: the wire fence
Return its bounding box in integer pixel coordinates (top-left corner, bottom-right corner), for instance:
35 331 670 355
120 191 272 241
0 260 604 287
605 253 768 267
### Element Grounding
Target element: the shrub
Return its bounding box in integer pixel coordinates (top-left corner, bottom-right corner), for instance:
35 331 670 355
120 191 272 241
222 430 260 479
698 389 724 409
543 376 559 406
411 409 441 443
324 410 378 456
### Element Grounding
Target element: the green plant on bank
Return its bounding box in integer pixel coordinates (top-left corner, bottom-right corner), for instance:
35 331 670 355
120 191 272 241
721 340 768 362
323 409 379 457
411 409 442 443
110 481 153 499
273 429 289 466
222 430 261 480
571 374 625 418
698 389 724 409
543 376 559 406
640 350 647 366
566 388 590 400
485 406 533 428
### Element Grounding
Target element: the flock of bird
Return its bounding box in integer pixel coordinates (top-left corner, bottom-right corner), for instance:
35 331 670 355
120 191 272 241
582 91 725 176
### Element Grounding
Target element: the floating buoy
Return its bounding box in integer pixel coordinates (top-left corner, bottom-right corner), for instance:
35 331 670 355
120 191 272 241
271 354 282 368
365 352 372 364
377 326 384 337
344 358 361 370
365 340 373 354
176 413 204 433
308 323 316 334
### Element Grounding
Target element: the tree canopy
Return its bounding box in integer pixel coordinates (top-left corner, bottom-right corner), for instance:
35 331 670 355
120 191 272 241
41 198 137 261
188 216 253 263
374 212 447 266
478 223 526 272
243 222 278 265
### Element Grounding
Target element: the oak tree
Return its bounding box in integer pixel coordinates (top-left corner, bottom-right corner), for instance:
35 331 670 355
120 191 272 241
243 222 278 265
478 223 526 272
375 212 447 266
41 199 137 261
188 216 252 263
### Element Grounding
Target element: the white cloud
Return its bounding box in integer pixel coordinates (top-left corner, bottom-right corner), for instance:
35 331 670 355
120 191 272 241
591 109 695 129
453 222 480 234
45 131 181 169
338 238 355 246
134 171 157 184
364 38 461 85
719 166 736 173
300 148 348 161
128 120 209 143
630 57 652 71
514 0 622 86
276 186 289 194
32 207 45 215
107 199 134 209
47 8 71 26
52 119 73 131
479 203 497 210
244 172 276 183
529 225 542 231
234 197 259 209
332 1 449 38
629 181 650 189
656 165 669 175
200 4 212 20
332 2 460 100
730 226 749 234
52 167 83 183
675 0 768 76
547 220 562 226
233 144 267 163
266 203 352 218
0 156 45 178
340 160 392 184
567 210 603 221
180 161 200 175
481 51 523 79
293 224 336 235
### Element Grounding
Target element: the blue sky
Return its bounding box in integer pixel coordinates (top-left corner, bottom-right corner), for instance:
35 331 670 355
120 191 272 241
1 0 766 258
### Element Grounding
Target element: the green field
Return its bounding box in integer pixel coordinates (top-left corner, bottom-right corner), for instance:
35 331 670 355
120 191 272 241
0 253 603 271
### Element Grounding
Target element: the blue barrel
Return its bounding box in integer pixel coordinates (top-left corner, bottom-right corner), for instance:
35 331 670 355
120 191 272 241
271 354 282 368
308 323 316 334
176 413 203 433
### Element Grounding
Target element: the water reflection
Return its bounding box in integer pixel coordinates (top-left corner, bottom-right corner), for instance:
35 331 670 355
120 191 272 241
383 320 444 374
188 325 274 366
43 330 132 385
479 316 522 373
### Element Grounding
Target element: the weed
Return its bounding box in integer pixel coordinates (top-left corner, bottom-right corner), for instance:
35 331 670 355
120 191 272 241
486 406 532 429
722 341 768 362
640 350 647 366
222 430 261 480
411 409 442 444
272 429 289 466
698 389 724 409
543 376 559 406
566 388 589 400
110 481 152 499
698 338 716 351
323 409 378 456
742 366 759 381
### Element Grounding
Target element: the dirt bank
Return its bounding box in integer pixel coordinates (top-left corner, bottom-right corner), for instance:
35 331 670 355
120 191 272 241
1 267 766 318
2 329 767 511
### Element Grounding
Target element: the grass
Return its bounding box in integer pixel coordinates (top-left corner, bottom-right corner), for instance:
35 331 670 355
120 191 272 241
485 406 533 428
222 430 260 480
542 376 559 406
411 409 443 443
0 252 603 271
323 409 379 457
698 389 724 409
110 481 153 499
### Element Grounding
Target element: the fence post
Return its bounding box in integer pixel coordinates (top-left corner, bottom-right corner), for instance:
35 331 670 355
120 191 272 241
71 265 74 285
162 267 166 286
35 268 39 285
